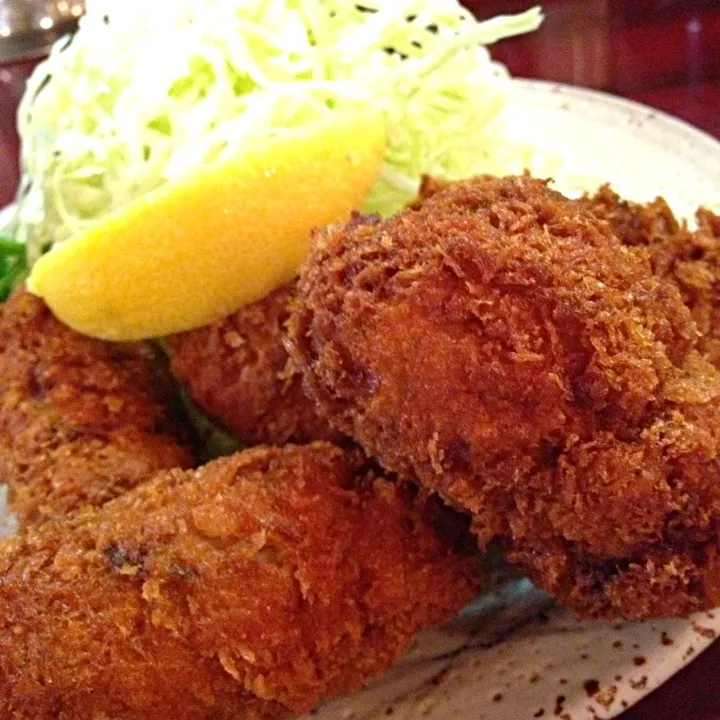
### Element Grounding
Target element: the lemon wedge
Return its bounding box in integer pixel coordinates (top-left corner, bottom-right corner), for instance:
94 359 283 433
27 112 386 341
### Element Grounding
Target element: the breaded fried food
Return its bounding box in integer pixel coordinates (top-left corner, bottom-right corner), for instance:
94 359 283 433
579 184 681 248
0 288 193 525
0 442 480 720
582 185 720 365
167 284 340 446
289 174 720 618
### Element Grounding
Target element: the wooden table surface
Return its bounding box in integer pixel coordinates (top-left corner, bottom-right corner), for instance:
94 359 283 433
1 1 719 718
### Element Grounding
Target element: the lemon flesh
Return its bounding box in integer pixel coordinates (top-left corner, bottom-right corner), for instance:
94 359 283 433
27 113 386 341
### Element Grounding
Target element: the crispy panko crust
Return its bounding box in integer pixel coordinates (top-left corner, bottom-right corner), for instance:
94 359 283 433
167 284 341 446
581 185 720 366
0 288 194 525
0 443 481 720
289 174 720 619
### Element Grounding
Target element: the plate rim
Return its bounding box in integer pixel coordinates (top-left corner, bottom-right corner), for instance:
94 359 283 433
0 202 14 228
514 78 720 153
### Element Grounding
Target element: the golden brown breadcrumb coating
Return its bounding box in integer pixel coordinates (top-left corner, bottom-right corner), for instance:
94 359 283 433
578 184 681 249
167 284 340 446
289 174 720 619
0 288 194 526
582 185 720 366
0 443 480 720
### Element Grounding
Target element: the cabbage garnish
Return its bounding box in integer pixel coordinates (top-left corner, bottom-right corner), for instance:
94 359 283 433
14 0 542 258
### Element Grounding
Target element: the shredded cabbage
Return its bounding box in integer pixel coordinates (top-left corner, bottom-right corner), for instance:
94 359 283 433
14 0 542 257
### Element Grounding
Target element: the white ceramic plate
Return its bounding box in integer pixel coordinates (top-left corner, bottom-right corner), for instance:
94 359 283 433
500 79 720 219
2 80 720 720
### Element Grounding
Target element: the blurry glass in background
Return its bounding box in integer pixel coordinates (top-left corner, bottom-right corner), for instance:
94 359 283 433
0 0 84 62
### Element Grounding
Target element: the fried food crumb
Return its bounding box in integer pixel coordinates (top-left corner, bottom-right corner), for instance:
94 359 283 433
0 443 481 719
290 174 720 619
168 284 342 447
0 288 193 526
